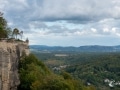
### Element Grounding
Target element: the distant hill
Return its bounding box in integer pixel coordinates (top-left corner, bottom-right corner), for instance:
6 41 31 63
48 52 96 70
30 45 120 52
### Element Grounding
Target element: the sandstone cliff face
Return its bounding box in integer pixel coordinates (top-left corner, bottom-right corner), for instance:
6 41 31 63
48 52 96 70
0 40 29 90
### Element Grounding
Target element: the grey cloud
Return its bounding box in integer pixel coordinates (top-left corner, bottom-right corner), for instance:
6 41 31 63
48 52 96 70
1 0 120 24
31 0 120 23
1 0 120 44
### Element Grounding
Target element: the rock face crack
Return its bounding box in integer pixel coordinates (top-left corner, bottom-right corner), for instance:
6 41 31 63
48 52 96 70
0 41 29 90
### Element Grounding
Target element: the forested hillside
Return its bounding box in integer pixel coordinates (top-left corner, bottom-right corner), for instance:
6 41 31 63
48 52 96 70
18 54 95 90
32 51 120 90
65 53 120 90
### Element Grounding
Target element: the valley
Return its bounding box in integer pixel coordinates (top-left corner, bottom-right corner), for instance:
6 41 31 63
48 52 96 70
31 45 120 90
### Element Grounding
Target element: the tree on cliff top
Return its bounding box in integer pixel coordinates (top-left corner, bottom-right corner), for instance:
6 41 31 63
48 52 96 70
12 28 24 39
12 28 19 39
0 12 12 38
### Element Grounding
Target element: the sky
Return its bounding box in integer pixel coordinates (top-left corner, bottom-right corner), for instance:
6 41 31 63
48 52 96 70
1 0 120 46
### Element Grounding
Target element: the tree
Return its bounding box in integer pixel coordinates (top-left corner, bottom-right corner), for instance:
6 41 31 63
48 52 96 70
12 28 24 40
0 12 8 38
0 12 12 38
19 31 23 39
12 28 19 39
6 27 12 38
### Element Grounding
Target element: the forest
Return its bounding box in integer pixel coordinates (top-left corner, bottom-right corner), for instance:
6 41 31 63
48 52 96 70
32 51 120 90
18 53 95 90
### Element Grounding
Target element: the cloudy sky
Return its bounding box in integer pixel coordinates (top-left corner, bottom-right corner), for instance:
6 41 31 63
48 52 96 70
1 0 120 46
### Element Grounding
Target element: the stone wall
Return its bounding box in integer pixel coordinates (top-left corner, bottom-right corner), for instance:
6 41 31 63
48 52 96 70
0 40 29 90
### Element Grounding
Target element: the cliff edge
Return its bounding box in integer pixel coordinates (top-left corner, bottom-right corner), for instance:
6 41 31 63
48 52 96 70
0 40 29 90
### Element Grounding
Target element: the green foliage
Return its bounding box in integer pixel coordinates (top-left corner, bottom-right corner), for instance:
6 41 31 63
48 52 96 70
0 12 11 38
61 71 72 80
18 54 50 90
0 29 7 38
65 52 120 90
32 51 120 90
18 54 91 90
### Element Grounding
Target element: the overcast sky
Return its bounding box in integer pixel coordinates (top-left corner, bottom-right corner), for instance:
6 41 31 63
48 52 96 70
1 0 120 46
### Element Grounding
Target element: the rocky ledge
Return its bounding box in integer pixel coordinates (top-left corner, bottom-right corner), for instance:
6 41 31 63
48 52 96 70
0 40 29 90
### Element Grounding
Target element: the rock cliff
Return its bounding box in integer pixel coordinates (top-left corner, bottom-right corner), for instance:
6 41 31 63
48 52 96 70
0 40 29 90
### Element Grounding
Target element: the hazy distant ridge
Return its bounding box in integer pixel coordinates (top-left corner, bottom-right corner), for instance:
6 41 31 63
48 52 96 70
30 45 120 52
